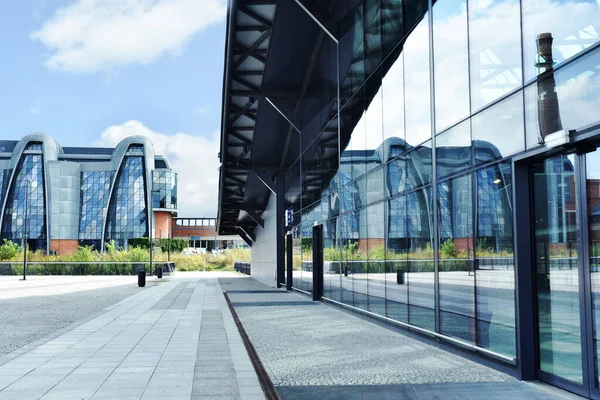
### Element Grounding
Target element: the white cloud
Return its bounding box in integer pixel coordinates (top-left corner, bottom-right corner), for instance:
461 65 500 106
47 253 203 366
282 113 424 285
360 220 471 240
29 108 41 115
96 120 220 217
31 0 226 73
193 106 208 115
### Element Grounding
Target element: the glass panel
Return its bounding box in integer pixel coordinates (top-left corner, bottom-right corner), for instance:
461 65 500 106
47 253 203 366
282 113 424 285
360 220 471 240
353 207 369 310
408 186 435 330
79 171 113 247
472 92 525 165
339 211 357 306
386 195 409 322
382 51 405 144
587 150 600 388
324 217 341 301
433 0 470 132
436 120 472 180
525 49 600 149
476 161 516 356
438 174 475 342
522 0 600 81
367 202 386 315
1 153 47 252
533 154 582 383
301 213 313 294
404 13 432 147
468 0 522 111
293 223 303 291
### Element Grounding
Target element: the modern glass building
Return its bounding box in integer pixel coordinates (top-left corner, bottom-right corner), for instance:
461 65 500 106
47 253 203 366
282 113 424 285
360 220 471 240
217 0 600 396
0 133 177 255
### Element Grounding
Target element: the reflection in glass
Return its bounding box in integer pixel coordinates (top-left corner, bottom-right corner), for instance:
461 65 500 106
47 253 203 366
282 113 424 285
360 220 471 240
433 0 470 132
301 210 314 294
587 150 600 388
472 92 525 165
468 0 522 111
386 195 409 322
408 187 435 331
382 52 405 143
438 174 475 342
436 121 471 180
324 218 341 302
525 49 600 149
522 0 600 81
533 154 583 383
339 212 356 306
367 202 386 315
476 161 516 356
404 13 432 146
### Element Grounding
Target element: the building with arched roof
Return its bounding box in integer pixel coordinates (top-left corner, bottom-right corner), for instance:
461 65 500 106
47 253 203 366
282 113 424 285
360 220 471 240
0 134 177 255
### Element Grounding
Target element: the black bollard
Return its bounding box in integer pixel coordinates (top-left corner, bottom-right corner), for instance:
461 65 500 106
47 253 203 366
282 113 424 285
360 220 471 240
157 266 163 279
138 270 146 287
397 268 405 285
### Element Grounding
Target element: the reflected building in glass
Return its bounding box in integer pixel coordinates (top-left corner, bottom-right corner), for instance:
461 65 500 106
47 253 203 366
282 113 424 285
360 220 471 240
218 0 600 395
0 133 177 255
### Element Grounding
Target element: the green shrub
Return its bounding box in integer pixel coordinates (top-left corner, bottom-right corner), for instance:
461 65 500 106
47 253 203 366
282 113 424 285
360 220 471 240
0 239 21 261
129 238 150 249
160 238 187 253
441 239 457 259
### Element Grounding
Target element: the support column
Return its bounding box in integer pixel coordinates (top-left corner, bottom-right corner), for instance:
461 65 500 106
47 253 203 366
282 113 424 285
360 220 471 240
276 176 285 288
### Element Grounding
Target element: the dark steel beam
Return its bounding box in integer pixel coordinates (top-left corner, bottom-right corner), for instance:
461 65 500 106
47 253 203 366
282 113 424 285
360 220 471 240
236 228 253 248
238 225 256 242
253 171 276 194
243 207 264 229
238 5 272 28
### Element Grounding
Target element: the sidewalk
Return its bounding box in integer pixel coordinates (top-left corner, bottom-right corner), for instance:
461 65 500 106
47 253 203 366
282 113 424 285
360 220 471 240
221 275 580 400
0 273 265 400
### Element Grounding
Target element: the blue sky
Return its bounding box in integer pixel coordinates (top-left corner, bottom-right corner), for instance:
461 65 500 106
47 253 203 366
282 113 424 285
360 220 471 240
0 0 227 216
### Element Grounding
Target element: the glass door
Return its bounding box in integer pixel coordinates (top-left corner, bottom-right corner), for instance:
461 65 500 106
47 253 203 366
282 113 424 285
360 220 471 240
532 149 600 398
532 154 584 389
585 149 600 398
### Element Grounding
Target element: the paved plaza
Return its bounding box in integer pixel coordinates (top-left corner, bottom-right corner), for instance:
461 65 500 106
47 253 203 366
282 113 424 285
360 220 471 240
0 272 264 400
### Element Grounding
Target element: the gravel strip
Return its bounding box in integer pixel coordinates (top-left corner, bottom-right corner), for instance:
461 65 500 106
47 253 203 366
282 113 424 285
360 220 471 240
220 276 513 387
0 283 143 357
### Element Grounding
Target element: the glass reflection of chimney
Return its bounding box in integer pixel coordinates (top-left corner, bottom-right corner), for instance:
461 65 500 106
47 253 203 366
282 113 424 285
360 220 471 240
535 33 563 143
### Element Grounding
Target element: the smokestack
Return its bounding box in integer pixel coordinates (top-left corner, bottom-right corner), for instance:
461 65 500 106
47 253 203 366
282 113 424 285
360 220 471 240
536 33 563 142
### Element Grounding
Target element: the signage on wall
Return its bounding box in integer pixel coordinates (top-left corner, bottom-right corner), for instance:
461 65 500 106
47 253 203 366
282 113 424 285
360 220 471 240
285 207 294 227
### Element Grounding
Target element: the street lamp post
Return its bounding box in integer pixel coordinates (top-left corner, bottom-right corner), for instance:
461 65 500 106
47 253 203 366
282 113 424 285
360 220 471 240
21 179 31 281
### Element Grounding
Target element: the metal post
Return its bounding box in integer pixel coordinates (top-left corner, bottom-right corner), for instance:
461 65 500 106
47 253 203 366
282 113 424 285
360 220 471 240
168 229 171 262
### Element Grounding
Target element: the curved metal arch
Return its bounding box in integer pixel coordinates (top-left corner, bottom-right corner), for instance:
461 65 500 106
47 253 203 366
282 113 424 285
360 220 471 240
0 133 61 254
100 136 156 252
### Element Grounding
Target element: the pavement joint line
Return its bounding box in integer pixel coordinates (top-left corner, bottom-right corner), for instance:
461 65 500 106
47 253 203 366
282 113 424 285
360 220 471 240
0 279 179 395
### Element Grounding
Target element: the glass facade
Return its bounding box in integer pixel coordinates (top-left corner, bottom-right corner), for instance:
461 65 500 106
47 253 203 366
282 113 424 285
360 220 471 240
1 144 47 251
0 169 10 207
278 0 600 363
104 148 148 247
152 170 177 210
79 171 113 247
